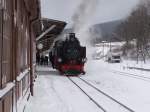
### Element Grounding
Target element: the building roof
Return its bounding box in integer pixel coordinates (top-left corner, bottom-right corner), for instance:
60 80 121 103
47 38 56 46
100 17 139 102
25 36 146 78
23 0 66 53
36 18 67 52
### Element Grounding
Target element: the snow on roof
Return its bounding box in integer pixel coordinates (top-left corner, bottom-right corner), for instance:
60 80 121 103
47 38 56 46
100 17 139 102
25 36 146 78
95 41 125 47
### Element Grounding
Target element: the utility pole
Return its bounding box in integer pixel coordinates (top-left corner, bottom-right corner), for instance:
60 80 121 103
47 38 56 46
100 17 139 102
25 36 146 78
110 41 112 52
102 41 105 60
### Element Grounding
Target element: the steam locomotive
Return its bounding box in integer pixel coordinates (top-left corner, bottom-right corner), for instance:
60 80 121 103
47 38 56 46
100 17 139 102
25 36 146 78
49 33 86 75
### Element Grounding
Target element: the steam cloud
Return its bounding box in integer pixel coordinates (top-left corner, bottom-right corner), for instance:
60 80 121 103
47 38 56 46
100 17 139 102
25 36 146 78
72 0 99 32
141 0 150 8
71 0 99 46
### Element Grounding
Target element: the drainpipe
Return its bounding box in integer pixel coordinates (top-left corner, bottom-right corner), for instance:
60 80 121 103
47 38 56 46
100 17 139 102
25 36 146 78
29 20 36 96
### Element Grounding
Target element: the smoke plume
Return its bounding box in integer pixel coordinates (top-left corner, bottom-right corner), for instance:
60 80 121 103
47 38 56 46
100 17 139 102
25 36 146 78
71 0 99 46
72 0 99 32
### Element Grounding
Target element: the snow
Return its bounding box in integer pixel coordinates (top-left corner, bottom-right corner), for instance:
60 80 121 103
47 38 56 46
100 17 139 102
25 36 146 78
24 47 150 112
71 77 131 112
17 68 30 81
25 67 102 112
82 60 150 112
102 59 150 80
95 42 125 47
0 82 15 99
17 89 30 112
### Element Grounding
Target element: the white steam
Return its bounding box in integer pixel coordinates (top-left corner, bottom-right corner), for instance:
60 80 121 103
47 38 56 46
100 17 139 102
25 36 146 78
71 0 99 46
72 0 99 32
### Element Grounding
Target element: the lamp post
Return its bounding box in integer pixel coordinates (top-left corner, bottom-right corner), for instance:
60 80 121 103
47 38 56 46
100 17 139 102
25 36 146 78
102 41 106 60
109 41 112 52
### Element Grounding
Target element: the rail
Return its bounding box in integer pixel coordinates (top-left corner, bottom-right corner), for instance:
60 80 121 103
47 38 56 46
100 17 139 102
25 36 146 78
68 77 106 112
110 70 150 83
68 76 135 112
78 77 134 112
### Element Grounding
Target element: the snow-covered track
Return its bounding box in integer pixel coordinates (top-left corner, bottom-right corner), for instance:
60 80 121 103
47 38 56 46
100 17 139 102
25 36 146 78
68 77 106 112
68 76 134 112
110 70 150 82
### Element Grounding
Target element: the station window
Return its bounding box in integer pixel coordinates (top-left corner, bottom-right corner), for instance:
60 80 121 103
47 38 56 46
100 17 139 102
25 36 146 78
0 0 5 9
0 0 1 7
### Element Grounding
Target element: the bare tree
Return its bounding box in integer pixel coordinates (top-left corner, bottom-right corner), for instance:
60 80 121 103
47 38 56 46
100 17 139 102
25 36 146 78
116 4 150 63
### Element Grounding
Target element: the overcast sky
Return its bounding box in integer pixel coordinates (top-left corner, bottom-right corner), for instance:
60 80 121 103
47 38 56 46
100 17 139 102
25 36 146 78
41 0 140 27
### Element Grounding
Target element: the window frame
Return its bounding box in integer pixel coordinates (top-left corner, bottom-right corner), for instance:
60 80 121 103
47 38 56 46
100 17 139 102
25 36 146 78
0 9 3 89
0 0 2 9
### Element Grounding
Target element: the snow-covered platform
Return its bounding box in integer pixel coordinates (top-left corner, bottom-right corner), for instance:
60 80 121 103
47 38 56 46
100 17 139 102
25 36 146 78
25 60 150 112
24 66 102 112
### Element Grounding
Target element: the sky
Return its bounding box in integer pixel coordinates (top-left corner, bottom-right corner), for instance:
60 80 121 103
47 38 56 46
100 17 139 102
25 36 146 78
41 0 140 28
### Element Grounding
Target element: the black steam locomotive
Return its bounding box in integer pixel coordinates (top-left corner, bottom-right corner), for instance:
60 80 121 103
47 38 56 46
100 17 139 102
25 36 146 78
49 33 86 75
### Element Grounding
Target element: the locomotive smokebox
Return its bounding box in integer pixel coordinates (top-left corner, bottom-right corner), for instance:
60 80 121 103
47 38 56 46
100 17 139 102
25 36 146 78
69 33 76 38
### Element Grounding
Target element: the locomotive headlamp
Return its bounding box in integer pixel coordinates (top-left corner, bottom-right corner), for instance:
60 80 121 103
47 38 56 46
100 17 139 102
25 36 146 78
58 58 62 62
82 58 87 62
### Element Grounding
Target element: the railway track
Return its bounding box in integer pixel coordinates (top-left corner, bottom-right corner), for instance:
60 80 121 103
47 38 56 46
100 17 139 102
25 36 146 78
68 76 106 112
110 70 150 82
68 76 134 112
